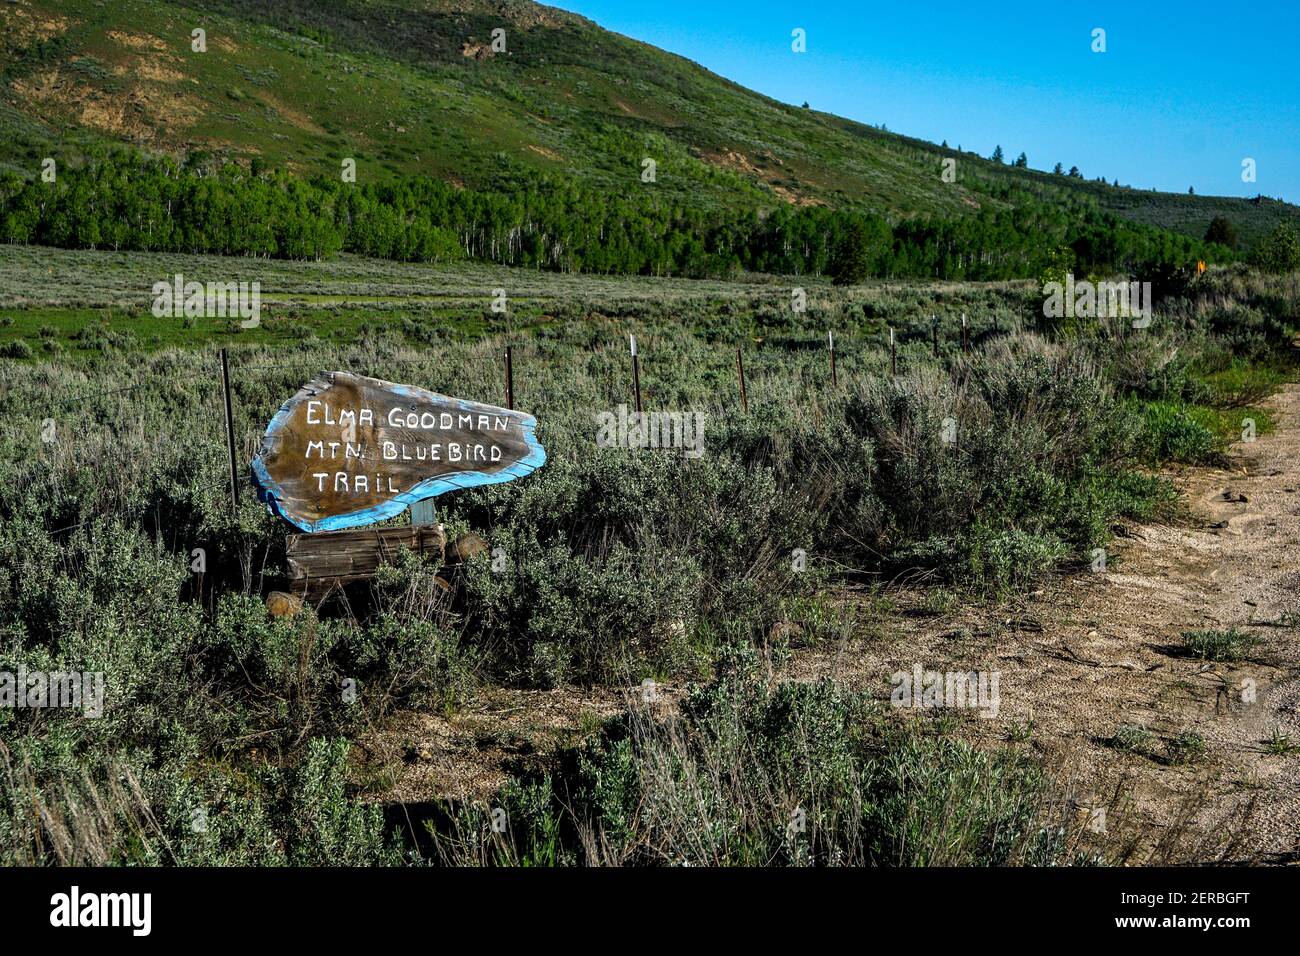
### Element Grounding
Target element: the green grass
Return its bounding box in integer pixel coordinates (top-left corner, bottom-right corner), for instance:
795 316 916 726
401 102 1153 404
1197 359 1294 408
1180 628 1257 662
1112 724 1155 756
1187 404 1277 446
1167 730 1207 766
1130 400 1277 465
0 243 1045 358
1265 727 1298 756
0 304 503 356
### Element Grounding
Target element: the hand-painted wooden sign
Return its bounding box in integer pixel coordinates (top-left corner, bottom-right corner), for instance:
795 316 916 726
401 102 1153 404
252 371 545 533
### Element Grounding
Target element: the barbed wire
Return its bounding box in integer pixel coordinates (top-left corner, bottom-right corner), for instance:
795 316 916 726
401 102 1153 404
42 473 260 537
9 378 182 411
0 318 1023 542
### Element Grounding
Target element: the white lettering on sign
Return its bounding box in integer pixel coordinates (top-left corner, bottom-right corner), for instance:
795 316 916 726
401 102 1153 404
253 372 546 532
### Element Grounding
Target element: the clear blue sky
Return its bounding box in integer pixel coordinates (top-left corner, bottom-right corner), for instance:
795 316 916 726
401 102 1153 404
551 0 1299 203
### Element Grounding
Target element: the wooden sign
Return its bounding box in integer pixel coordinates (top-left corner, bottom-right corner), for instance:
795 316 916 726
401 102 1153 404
285 525 447 600
252 371 545 533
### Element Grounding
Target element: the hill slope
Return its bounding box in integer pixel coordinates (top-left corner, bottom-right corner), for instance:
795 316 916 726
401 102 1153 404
1 0 1296 248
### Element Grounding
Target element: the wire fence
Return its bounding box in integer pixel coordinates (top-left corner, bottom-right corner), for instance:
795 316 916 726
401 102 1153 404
4 315 1010 537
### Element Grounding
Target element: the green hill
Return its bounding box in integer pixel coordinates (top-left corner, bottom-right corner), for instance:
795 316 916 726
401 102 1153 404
1 0 1296 255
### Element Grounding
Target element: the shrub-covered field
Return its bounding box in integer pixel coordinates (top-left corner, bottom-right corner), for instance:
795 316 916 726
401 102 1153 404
1 251 1296 865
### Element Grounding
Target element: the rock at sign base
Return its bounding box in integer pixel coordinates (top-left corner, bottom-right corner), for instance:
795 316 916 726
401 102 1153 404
448 532 489 564
266 591 305 618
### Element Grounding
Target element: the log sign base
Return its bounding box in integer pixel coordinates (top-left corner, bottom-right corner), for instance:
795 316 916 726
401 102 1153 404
252 371 546 533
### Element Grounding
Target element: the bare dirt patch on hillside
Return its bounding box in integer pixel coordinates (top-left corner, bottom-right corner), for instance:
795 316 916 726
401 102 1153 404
1 2 74 46
254 91 326 134
12 68 202 141
701 149 827 207
106 30 168 52
120 57 188 84
527 143 563 162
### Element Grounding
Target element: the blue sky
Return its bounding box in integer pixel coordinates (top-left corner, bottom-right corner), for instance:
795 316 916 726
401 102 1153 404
551 0 1298 203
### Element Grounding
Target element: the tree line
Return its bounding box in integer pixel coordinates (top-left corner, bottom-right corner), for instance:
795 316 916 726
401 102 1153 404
0 150 1228 281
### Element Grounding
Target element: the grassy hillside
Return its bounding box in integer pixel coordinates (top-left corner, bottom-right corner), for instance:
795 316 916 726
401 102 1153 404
2 0 1296 249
